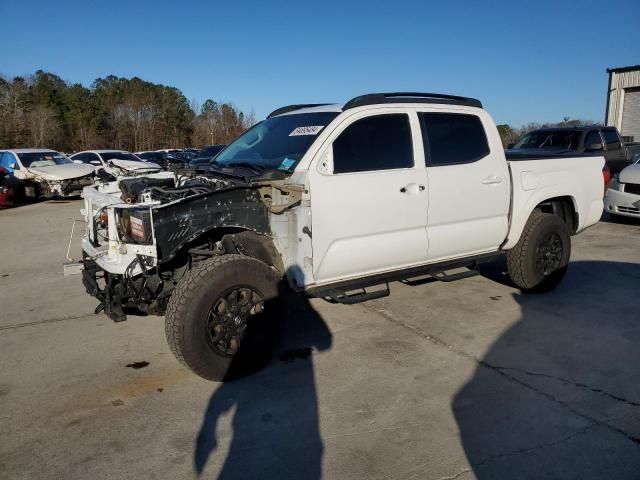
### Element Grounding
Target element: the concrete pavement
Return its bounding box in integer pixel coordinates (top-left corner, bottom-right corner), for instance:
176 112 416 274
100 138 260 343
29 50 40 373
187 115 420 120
1 200 639 479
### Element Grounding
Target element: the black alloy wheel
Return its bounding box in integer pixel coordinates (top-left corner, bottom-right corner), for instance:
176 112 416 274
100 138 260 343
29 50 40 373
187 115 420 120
535 232 563 276
205 287 264 357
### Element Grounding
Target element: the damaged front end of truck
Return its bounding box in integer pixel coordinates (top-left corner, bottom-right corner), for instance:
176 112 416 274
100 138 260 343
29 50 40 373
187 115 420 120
27 175 95 198
80 109 339 323
81 169 301 321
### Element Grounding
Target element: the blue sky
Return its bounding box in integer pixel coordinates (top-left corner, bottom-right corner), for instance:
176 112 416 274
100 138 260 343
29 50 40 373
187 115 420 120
2 0 639 127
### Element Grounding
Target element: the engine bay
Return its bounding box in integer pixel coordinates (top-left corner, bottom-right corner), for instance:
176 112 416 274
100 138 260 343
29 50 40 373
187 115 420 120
116 170 243 204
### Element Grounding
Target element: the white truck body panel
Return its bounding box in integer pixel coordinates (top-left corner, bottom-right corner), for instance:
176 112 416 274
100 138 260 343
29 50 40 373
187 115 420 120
421 108 510 262
307 107 429 283
78 100 605 293
296 103 604 288
504 157 604 249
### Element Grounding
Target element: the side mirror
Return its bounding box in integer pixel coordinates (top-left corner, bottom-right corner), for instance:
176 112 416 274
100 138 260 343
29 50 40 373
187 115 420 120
9 162 17 169
90 160 102 166
507 143 515 149
72 159 83 164
586 143 603 152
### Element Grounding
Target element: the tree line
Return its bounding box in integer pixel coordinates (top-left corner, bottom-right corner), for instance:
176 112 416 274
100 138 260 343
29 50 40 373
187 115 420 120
1 70 599 153
0 70 255 152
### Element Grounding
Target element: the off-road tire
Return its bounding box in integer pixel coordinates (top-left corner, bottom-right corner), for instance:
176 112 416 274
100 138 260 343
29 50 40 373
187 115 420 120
165 254 282 381
507 210 571 292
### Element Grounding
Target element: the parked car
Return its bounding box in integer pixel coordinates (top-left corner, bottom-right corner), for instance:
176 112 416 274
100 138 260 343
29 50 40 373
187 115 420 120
604 156 640 219
80 92 605 381
70 150 161 179
189 144 227 167
507 126 631 173
135 150 187 169
156 149 183 156
0 149 94 199
0 165 15 207
134 151 165 163
177 150 197 161
626 143 640 164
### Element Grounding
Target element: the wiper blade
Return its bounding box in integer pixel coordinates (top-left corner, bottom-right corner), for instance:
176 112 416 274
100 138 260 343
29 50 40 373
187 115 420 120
207 164 247 179
224 162 267 175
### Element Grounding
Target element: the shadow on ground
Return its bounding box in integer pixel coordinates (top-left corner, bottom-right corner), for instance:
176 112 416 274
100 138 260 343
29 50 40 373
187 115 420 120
455 260 640 478
194 293 332 479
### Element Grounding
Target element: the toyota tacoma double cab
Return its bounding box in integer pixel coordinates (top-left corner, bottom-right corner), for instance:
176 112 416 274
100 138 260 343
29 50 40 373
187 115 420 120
80 92 606 381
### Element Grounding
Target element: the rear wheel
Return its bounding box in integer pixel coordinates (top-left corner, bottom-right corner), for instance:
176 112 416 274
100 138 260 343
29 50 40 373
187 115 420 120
507 211 571 292
165 254 283 381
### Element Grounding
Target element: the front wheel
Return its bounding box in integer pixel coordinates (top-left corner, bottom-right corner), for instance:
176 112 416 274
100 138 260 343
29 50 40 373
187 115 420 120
507 211 571 292
165 254 283 381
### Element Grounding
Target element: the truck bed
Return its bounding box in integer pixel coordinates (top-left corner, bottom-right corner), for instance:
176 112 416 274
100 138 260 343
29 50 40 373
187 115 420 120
503 153 605 249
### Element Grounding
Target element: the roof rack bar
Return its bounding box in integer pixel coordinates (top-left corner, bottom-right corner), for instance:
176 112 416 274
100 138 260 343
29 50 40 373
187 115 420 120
267 103 333 118
343 92 482 110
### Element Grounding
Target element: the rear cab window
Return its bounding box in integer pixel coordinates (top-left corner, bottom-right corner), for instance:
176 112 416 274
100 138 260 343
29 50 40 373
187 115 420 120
418 113 489 165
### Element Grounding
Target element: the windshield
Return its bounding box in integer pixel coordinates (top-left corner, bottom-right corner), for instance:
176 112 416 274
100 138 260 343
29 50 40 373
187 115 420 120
139 152 164 161
101 152 141 162
513 130 583 151
190 157 211 164
214 112 339 171
18 151 72 168
197 145 225 158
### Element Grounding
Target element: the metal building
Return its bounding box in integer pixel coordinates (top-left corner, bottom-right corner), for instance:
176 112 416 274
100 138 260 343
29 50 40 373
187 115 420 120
606 65 640 142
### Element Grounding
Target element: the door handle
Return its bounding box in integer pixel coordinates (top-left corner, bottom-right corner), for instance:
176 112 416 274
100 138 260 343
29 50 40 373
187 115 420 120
400 184 426 194
481 176 503 185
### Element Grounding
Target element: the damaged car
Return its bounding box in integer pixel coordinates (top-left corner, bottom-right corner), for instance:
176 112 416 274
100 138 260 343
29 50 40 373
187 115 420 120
0 149 95 199
80 92 606 382
0 165 16 207
70 150 162 181
604 155 640 219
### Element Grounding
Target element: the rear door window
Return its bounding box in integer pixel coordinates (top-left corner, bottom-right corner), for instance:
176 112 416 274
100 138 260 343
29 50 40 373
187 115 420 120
332 114 414 174
419 113 490 165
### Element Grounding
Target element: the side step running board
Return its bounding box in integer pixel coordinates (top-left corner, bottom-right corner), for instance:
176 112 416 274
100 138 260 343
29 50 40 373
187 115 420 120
432 268 480 282
327 283 390 305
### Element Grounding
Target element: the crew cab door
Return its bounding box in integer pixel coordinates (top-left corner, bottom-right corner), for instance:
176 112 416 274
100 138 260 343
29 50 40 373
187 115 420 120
418 111 510 261
309 111 429 284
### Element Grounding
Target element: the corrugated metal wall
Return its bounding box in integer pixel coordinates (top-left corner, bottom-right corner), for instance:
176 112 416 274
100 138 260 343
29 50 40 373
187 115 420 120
607 68 640 140
621 88 640 141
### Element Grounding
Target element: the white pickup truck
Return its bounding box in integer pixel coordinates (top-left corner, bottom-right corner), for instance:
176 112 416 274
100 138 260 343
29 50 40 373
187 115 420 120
80 92 606 381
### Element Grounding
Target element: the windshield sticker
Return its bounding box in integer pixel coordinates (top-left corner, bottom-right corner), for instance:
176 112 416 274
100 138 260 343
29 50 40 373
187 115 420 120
289 126 323 136
278 158 296 170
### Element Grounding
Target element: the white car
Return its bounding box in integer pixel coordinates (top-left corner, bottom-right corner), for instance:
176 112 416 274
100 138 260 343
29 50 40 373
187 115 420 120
604 157 640 219
80 92 606 381
0 148 94 198
70 150 161 178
